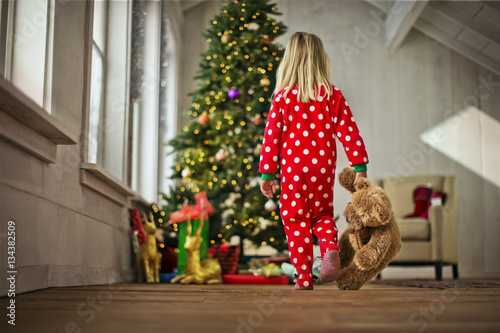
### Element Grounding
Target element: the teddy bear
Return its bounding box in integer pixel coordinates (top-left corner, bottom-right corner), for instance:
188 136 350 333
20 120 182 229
335 167 402 290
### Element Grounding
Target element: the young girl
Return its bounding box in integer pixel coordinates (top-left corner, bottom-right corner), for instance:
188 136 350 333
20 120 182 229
259 32 369 290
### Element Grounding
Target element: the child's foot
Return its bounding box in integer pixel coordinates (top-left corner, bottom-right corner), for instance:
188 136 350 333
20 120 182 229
294 283 314 290
320 250 341 283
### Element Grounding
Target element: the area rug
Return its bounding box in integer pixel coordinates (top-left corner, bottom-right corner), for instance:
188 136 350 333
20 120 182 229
370 279 500 290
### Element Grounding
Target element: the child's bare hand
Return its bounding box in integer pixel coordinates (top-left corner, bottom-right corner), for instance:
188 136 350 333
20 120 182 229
260 180 276 199
354 171 367 187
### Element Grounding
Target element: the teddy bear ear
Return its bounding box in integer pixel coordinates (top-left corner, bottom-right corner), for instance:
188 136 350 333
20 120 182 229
354 177 372 191
338 167 356 193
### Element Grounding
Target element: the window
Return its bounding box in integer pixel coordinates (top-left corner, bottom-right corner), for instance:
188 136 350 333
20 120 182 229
2 0 54 110
88 0 131 181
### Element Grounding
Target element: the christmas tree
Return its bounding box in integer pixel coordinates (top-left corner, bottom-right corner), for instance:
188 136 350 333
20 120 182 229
160 0 288 254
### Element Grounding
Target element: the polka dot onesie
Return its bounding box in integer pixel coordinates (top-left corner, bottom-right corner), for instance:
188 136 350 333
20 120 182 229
259 84 369 288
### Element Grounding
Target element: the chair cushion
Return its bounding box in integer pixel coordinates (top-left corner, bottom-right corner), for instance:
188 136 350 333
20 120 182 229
397 217 430 240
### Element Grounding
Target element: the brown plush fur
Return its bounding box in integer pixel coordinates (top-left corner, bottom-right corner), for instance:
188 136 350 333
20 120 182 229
336 168 402 290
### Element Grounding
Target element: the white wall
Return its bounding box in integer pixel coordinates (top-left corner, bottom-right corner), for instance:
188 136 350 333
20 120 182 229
181 0 500 278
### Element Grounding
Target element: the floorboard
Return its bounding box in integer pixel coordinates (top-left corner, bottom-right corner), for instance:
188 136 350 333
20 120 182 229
1 281 499 333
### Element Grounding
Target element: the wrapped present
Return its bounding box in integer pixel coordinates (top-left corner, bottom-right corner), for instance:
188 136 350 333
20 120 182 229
168 192 213 275
208 244 240 274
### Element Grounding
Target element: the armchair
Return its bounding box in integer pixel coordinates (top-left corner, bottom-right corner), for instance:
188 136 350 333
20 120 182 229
374 175 458 280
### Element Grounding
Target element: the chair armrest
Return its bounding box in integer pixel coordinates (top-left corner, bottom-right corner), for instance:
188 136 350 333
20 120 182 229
428 205 458 263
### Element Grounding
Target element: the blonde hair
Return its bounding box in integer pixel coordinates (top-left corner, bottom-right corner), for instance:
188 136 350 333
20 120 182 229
274 32 333 103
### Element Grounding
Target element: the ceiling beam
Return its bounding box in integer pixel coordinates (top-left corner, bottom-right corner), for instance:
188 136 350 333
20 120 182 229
428 2 500 47
414 19 500 77
385 0 429 51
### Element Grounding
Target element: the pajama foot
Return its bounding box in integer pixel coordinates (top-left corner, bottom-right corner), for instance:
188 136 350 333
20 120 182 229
320 250 341 283
294 283 314 290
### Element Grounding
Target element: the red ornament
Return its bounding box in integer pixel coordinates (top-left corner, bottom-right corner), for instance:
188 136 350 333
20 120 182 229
198 113 210 125
216 150 227 161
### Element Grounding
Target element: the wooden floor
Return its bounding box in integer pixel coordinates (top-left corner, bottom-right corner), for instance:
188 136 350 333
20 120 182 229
1 281 500 333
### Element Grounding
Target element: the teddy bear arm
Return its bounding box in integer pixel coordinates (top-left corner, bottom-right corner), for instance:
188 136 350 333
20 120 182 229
338 230 354 269
354 229 391 270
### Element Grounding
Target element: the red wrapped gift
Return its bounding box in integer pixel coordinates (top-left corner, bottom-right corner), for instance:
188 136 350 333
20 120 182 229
208 244 240 275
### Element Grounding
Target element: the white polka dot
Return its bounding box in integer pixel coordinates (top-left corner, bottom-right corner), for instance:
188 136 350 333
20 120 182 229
265 147 271 152
298 209 303 214
302 184 307 190
327 230 332 234
290 133 295 138
326 124 330 129
284 142 287 148
312 158 318 164
310 106 315 111
290 241 294 247
323 193 329 198
351 117 355 122
317 227 323 232
337 132 342 138
294 175 299 181
349 126 353 132
345 135 351 141
312 141 317 146
315 201 320 206
311 176 317 182
292 201 296 207
268 129 272 135
283 210 288 216
298 247 304 253
289 184 294 190
354 151 358 156
264 164 269 170
287 149 292 155
320 150 325 156
294 231 300 236
295 140 301 146
346 147 349 151
283 194 288 199
333 117 337 123
283 126 288 131
286 98 290 104
274 139 278 144
310 124 315 129
340 120 345 126
305 237 310 243
318 114 324 120
303 166 309 172
293 258 297 263
309 193 313 199
307 255 312 261
363 157 368 162
303 114 307 119
271 112 276 118
318 185 323 190
296 193 301 198
277 122 281 128
287 167 291 172
300 222 306 227
319 132 324 138
294 157 300 163
292 89 298 95
294 105 299 111
289 115 293 121
304 149 309 155
318 96 323 102
297 123 301 129
321 168 326 174
303 130 309 137
344 109 348 114
301 264 306 270
273 156 278 161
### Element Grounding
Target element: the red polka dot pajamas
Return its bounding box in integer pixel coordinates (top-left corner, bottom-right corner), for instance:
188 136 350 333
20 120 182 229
259 84 369 288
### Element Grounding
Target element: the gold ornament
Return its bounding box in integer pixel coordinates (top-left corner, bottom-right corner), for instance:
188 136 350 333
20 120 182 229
260 77 270 87
171 211 222 284
198 112 210 125
221 33 232 44
138 213 161 283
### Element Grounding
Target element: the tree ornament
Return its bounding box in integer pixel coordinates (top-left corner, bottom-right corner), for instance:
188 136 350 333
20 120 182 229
252 115 264 125
262 35 275 45
265 199 277 212
198 112 210 125
260 77 271 87
228 89 239 99
216 149 227 161
182 167 192 178
221 33 232 44
247 22 260 30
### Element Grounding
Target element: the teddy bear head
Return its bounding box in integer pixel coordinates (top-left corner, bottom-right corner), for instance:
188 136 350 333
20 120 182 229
338 167 393 230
